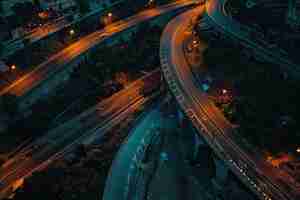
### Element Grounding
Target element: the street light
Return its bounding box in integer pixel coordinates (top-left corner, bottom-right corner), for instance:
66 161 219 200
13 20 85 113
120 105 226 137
69 29 75 35
297 148 300 153
108 12 112 17
222 89 227 94
192 40 199 48
11 64 16 70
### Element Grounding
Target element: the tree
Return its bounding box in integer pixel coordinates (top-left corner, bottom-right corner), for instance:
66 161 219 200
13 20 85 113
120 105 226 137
75 144 87 158
202 47 220 67
11 2 38 26
102 2 107 10
32 0 41 9
0 42 3 57
21 38 32 67
12 169 64 200
125 0 147 13
157 0 172 5
0 93 19 118
74 0 90 14
0 1 3 13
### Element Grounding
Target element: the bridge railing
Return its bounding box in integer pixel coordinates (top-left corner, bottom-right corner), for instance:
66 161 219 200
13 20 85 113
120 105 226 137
207 0 291 57
203 10 300 75
125 128 161 200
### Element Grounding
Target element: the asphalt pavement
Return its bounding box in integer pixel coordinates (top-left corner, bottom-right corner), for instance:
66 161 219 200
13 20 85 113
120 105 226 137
160 4 298 200
0 71 159 199
0 0 195 100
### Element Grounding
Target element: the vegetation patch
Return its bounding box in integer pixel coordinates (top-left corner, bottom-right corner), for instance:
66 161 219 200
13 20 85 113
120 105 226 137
203 42 300 155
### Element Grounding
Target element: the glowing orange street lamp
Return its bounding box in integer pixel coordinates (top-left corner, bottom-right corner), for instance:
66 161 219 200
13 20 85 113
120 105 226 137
297 148 300 153
11 64 16 70
192 40 198 48
108 12 112 17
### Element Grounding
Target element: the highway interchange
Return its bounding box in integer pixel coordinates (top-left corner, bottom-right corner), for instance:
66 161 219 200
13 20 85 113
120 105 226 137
0 0 195 98
206 0 300 75
1 0 299 199
0 70 160 198
0 1 198 198
1 0 127 58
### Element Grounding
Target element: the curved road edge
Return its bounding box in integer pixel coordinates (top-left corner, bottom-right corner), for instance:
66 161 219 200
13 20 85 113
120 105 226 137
205 0 300 76
160 5 295 200
0 0 197 100
102 106 162 200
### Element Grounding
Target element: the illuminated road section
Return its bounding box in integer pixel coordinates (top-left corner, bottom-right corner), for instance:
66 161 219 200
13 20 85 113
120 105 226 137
0 0 195 98
160 4 297 200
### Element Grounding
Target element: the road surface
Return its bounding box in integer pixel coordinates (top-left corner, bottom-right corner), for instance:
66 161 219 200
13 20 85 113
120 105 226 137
160 4 298 200
2 0 127 58
103 107 162 200
0 0 195 99
0 70 160 199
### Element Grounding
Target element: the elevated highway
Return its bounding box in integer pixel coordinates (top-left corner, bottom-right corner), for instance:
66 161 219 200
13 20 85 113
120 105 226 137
160 4 298 200
0 0 196 110
0 70 160 199
205 0 300 76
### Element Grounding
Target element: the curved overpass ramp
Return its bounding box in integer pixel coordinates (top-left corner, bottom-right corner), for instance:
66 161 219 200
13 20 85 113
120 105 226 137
160 4 297 200
0 0 196 102
103 108 162 200
205 0 300 76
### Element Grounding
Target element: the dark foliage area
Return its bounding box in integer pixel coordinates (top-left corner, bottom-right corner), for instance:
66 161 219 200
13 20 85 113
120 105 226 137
203 45 300 154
